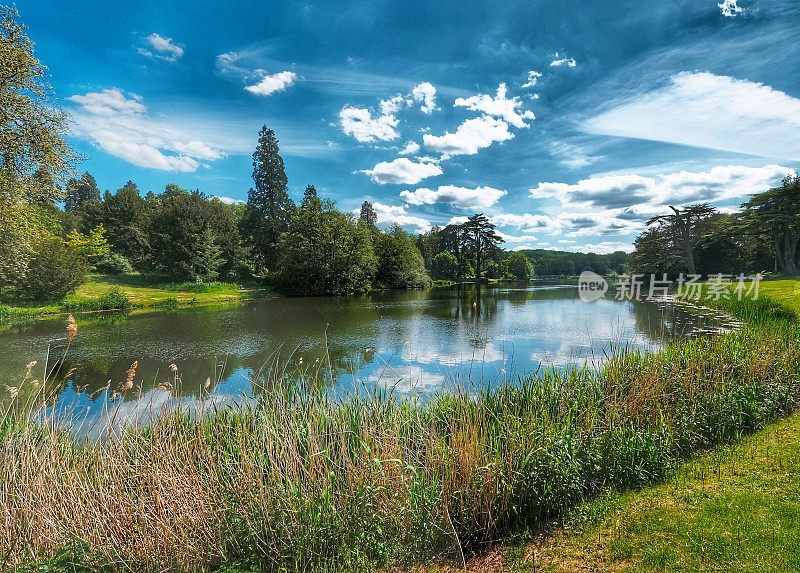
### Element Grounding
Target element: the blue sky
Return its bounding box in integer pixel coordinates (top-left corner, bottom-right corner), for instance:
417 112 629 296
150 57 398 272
24 0 800 253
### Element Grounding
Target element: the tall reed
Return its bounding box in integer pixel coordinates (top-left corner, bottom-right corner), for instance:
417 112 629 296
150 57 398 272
1 296 799 572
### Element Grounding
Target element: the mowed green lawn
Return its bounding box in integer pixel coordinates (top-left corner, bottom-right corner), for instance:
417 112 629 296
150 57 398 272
758 279 800 315
1 274 273 319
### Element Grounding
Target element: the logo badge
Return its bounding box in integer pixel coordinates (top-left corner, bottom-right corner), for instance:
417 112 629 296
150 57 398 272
578 271 608 302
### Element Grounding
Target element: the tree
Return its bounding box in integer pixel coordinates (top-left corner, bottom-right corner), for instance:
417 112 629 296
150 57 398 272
374 225 430 289
646 204 716 274
628 226 685 276
0 7 75 294
146 185 242 282
462 213 504 282
64 171 100 212
742 174 800 275
301 184 319 211
18 237 89 301
101 181 150 267
241 126 294 272
66 224 111 268
439 223 468 279
275 198 377 296
359 200 377 228
0 6 74 189
431 251 460 281
507 251 534 281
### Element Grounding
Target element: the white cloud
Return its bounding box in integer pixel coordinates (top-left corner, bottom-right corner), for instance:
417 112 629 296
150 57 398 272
550 53 576 68
171 140 224 160
532 164 791 211
398 141 421 155
67 89 146 116
719 0 744 17
369 202 432 233
411 82 438 114
361 157 443 185
339 105 400 143
213 196 245 205
138 33 184 62
454 83 535 128
68 88 225 173
423 115 514 158
492 213 558 232
447 215 469 226
522 70 542 89
400 185 507 209
585 72 800 162
340 84 437 143
245 71 297 96
498 232 539 243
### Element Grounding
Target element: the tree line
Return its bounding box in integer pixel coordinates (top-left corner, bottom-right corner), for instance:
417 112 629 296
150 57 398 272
629 174 800 277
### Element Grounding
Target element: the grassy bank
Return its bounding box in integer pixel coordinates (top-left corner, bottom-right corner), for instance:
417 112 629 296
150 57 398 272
0 274 273 321
429 411 800 573
1 290 799 572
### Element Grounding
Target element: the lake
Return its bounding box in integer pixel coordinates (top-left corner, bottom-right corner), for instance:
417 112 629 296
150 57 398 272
1 284 716 437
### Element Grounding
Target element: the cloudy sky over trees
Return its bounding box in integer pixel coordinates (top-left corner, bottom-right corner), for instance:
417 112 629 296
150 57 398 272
25 0 800 253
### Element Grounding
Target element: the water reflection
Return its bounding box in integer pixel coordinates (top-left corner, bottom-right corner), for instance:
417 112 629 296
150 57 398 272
0 285 719 435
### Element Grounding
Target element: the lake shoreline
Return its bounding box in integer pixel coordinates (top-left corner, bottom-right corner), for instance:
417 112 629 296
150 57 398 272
4 287 800 572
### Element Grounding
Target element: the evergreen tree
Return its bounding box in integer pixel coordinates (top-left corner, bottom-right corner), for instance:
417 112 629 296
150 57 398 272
242 126 294 272
359 200 377 228
64 171 100 212
462 213 504 282
301 184 320 211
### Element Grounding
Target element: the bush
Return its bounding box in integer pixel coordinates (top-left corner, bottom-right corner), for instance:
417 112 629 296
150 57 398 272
94 252 133 275
19 238 89 301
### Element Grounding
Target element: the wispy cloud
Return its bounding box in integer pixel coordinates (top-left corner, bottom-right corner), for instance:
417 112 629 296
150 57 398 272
138 33 184 62
585 72 800 161
521 70 542 89
68 88 225 172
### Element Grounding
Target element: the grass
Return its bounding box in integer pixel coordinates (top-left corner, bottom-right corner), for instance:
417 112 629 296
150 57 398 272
432 411 800 573
2 281 800 572
0 274 273 321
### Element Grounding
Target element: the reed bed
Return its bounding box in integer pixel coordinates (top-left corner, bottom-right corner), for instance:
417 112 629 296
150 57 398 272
1 297 799 572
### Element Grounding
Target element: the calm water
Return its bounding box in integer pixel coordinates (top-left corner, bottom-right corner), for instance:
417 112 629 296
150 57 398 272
1 285 714 437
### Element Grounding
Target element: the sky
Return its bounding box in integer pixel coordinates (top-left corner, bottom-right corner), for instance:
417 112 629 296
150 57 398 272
22 0 800 253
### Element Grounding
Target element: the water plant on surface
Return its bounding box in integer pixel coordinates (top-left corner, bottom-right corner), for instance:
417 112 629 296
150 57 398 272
1 296 799 572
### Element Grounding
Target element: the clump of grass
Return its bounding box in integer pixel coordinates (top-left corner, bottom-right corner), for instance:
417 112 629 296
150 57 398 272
1 295 800 572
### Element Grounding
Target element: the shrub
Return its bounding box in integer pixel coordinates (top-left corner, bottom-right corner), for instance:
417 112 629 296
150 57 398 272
94 252 133 275
19 238 89 301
